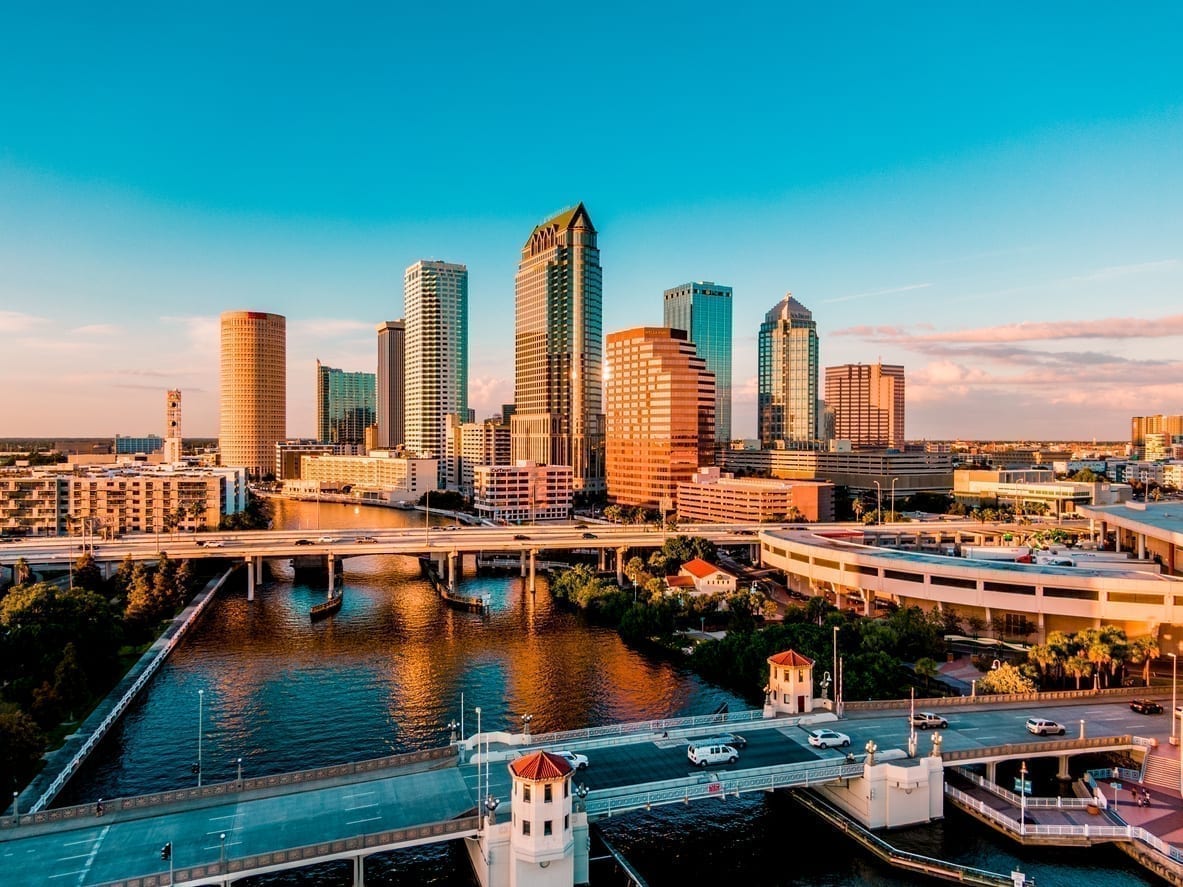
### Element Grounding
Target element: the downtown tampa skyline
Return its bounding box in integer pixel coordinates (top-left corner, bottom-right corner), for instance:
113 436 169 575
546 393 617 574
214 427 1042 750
1 4 1181 441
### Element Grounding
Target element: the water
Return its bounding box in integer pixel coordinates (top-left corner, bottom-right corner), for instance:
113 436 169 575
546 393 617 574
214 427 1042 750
59 500 1154 885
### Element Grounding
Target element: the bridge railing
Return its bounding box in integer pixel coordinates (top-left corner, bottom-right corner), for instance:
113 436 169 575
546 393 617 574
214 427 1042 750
91 814 481 887
843 685 1164 712
950 767 1093 808
526 708 768 748
941 734 1134 764
8 745 456 831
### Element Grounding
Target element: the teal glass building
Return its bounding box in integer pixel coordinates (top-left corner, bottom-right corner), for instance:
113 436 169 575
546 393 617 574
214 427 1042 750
758 293 819 447
663 281 733 443
316 361 376 445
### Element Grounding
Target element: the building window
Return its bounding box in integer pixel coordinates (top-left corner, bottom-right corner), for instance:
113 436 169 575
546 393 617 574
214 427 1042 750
523 820 531 836
565 814 570 830
544 784 552 802
544 820 553 836
564 781 569 797
523 785 531 802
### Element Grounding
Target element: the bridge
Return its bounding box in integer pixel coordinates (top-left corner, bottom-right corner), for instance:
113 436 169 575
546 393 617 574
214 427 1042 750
1 695 1170 887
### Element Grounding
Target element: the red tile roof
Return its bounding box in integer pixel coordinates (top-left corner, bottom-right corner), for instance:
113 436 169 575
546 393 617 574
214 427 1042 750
767 649 814 668
509 750 573 781
680 558 733 579
666 575 696 588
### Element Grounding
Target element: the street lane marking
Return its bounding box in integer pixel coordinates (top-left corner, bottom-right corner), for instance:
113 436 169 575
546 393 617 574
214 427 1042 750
208 813 240 821
74 824 108 886
206 827 243 835
346 815 382 825
62 838 96 847
345 802 379 811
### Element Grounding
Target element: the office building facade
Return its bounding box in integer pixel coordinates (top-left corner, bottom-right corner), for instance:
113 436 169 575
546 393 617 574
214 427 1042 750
219 310 287 478
511 203 604 493
473 461 574 523
163 389 183 463
376 320 405 450
405 261 468 485
663 281 733 443
824 363 906 449
604 327 715 509
758 294 818 448
315 361 376 445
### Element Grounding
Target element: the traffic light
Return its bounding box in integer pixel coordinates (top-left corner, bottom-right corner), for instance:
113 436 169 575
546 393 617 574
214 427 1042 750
191 762 200 774
160 842 172 861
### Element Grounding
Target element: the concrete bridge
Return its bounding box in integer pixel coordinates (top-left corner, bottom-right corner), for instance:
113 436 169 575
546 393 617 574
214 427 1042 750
2 694 1168 887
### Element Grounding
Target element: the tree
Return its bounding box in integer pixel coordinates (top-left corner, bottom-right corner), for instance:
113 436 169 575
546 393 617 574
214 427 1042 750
976 662 1036 694
603 505 623 524
851 499 865 523
914 656 940 692
1128 635 1161 686
71 551 103 594
1065 655 1093 690
13 557 31 587
0 704 46 793
52 642 89 722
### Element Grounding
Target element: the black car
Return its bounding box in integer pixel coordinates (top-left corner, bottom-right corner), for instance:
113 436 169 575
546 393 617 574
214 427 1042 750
582 532 597 539
294 539 314 546
513 534 530 541
1130 699 1164 714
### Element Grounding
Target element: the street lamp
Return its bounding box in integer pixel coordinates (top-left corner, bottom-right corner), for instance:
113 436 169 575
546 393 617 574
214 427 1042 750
1019 761 1028 836
1170 653 1178 744
833 626 840 717
219 832 226 865
197 689 204 787
474 706 482 829
873 481 882 526
424 489 432 546
521 713 533 740
236 757 243 786
889 477 899 523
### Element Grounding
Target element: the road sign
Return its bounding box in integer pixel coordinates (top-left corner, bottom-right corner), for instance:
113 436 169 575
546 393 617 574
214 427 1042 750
1014 778 1032 794
1111 782 1122 790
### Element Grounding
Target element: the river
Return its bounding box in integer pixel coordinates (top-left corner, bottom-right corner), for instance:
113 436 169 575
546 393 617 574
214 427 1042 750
59 500 1152 886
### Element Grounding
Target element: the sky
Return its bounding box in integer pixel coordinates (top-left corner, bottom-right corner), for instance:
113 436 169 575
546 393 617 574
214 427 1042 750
1 3 1181 442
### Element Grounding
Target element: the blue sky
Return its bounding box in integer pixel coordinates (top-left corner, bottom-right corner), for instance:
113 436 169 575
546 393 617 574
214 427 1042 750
1 3 1181 440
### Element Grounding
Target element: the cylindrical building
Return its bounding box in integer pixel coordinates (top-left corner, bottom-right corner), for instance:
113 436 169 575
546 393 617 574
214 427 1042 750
220 310 286 478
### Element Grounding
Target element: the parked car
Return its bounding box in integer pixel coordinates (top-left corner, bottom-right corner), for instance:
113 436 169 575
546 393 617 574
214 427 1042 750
294 539 314 546
687 743 739 767
553 750 588 770
807 729 851 749
695 732 747 749
1130 699 1164 714
910 712 948 729
1025 718 1066 736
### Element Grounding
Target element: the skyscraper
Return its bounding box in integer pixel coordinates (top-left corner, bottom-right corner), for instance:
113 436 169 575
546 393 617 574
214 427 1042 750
315 361 376 445
758 293 818 448
605 327 715 508
511 203 604 493
219 310 286 477
376 320 405 450
663 281 733 443
163 389 182 463
824 363 906 449
404 260 468 482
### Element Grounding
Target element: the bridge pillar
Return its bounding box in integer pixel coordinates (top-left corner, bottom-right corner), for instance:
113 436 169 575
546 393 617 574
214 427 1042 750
1138 532 1146 560
245 555 255 601
520 549 527 577
353 853 365 886
985 761 997 783
598 547 606 571
448 551 457 592
616 547 626 586
328 554 335 595
1057 754 1071 780
529 549 536 593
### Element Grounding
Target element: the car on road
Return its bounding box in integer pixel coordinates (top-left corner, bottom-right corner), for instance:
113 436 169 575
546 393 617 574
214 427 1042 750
687 743 739 766
317 536 337 543
735 529 757 536
695 732 747 749
200 540 225 548
1130 699 1164 714
553 750 588 770
910 712 948 729
294 539 314 546
581 532 598 539
354 536 379 544
513 534 530 541
1025 717 1066 736
807 729 851 749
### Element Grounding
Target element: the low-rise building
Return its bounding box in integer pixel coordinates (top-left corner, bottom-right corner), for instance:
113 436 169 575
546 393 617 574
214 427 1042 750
0 474 69 536
678 558 737 594
676 467 834 523
720 448 952 494
473 461 573 524
445 416 511 496
294 452 438 504
953 469 1132 515
68 466 247 535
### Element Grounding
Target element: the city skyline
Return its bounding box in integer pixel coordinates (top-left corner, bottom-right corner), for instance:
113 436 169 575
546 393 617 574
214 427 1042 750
1 6 1181 440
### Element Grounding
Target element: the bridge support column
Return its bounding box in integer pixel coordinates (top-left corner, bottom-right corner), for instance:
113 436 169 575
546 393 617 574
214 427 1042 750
520 549 527 577
255 555 263 584
245 555 255 601
985 761 997 784
1057 754 1071 780
327 554 335 595
353 853 365 886
616 547 626 586
529 549 536 593
598 547 606 571
1138 532 1147 560
448 551 457 592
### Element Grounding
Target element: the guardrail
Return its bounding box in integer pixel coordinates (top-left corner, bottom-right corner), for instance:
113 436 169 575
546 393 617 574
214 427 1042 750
942 735 1134 764
8 745 456 831
1086 766 1142 783
525 708 768 748
25 567 235 816
951 767 1094 808
843 685 1162 712
92 814 481 887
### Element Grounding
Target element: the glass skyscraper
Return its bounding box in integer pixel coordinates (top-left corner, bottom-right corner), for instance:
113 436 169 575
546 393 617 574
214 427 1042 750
315 361 376 445
758 293 819 447
663 281 733 443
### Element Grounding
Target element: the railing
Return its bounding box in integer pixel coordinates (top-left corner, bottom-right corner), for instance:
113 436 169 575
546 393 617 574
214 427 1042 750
1086 766 1142 783
942 734 1134 764
25 567 235 816
92 815 481 887
527 708 768 747
9 745 456 830
951 767 1093 808
843 685 1163 711
584 759 866 817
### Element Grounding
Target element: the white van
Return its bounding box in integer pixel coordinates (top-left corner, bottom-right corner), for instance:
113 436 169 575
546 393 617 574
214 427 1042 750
687 743 739 767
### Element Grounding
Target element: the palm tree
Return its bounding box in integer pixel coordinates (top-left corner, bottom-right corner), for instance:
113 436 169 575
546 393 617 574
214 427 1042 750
1129 635 1161 686
1066 655 1093 690
1027 643 1062 688
852 499 865 523
914 657 940 694
14 557 31 586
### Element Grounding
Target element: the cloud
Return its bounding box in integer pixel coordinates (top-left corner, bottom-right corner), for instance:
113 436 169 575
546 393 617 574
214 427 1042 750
0 311 47 333
733 375 758 404
468 374 513 419
834 313 1183 345
1070 259 1179 282
820 283 932 305
72 323 122 336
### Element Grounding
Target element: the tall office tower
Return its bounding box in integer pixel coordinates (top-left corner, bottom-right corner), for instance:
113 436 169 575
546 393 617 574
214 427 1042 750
824 363 906 449
163 389 182 463
376 320 405 449
315 361 376 445
604 327 715 508
511 203 604 493
1131 414 1183 450
757 293 818 448
219 310 286 478
663 281 733 443
404 260 468 483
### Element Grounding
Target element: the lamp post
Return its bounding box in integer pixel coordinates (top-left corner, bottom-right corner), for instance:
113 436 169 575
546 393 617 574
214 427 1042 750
197 689 204 787
575 783 590 812
1171 653 1178 744
521 713 533 740
219 832 226 865
236 757 243 786
889 477 899 523
873 481 882 526
833 625 840 717
1019 761 1028 836
474 706 482 830
424 490 431 546
11 790 17 826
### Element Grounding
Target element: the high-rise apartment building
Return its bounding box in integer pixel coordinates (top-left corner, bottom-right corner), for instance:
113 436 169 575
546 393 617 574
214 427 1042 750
604 327 715 509
511 203 604 493
1131 414 1183 449
315 361 376 445
824 363 905 449
376 320 405 450
404 261 468 484
163 389 182 463
758 294 818 448
219 310 286 478
663 281 733 443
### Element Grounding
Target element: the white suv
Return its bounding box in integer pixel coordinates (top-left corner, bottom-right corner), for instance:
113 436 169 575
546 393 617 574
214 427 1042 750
687 743 739 767
1025 718 1065 736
